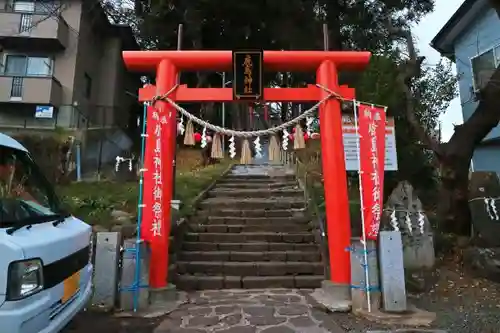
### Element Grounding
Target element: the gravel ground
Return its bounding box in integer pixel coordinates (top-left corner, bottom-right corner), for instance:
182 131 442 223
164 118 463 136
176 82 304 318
330 256 500 333
64 255 500 333
412 261 500 333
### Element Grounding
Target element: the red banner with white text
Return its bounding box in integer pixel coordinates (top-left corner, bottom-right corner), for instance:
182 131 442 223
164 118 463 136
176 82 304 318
141 106 169 244
357 103 386 240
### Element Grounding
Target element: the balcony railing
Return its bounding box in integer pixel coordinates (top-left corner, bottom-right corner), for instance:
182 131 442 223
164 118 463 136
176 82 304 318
19 13 32 32
10 76 23 98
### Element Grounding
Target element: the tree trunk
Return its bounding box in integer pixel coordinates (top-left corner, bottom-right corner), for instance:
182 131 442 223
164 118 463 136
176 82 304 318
325 0 343 51
436 64 500 234
438 140 473 235
232 103 242 130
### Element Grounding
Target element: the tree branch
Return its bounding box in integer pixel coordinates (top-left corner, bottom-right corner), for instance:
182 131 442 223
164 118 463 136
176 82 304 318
388 23 442 155
490 0 500 19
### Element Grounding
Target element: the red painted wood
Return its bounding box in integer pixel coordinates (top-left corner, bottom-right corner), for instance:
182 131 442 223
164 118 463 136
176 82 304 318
139 84 355 102
123 50 371 72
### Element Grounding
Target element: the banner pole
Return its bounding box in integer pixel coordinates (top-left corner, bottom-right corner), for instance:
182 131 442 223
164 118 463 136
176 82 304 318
128 100 148 312
353 101 372 313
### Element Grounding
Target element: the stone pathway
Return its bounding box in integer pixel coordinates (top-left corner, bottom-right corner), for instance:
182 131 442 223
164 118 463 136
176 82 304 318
154 289 346 333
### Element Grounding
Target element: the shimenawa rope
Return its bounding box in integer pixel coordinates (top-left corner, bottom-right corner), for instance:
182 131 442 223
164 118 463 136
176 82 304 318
151 84 343 138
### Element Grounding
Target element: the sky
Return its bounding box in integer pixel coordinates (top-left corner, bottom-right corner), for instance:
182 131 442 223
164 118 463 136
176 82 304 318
413 0 464 141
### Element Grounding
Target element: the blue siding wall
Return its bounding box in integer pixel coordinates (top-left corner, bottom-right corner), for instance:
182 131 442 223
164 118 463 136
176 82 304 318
454 7 500 140
473 145 500 174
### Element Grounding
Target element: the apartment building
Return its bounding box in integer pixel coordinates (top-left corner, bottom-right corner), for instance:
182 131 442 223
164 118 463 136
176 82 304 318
0 0 141 134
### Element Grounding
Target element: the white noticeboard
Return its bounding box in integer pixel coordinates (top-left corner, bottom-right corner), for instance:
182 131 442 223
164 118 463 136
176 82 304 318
35 105 54 119
342 115 398 171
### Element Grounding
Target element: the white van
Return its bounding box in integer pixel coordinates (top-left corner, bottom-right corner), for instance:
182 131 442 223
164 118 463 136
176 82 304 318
0 133 92 333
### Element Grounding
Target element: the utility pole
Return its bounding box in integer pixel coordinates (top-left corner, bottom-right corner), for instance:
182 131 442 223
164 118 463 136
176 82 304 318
221 72 226 153
323 23 329 51
171 23 182 204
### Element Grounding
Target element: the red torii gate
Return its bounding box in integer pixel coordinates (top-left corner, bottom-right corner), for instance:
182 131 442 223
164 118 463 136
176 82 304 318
123 50 371 293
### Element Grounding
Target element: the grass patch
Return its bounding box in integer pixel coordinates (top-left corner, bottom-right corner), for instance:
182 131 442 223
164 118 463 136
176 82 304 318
57 158 232 227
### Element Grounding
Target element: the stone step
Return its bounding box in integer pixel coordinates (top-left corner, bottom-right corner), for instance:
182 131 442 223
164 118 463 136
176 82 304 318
208 188 303 198
196 208 308 218
179 250 321 262
177 261 324 276
225 173 295 179
184 232 315 243
182 242 320 252
215 181 298 189
199 198 305 210
219 176 295 183
187 223 312 233
193 216 311 225
175 274 323 290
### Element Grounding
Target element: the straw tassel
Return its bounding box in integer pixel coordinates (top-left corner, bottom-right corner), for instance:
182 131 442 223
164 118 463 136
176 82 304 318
293 124 306 150
268 134 280 163
240 138 252 164
183 119 195 146
211 133 224 159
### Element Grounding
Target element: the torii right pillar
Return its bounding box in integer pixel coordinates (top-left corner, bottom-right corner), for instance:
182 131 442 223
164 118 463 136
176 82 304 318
317 60 352 293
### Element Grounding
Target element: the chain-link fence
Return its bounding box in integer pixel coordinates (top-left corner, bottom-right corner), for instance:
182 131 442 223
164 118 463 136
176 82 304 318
46 104 136 182
77 127 135 181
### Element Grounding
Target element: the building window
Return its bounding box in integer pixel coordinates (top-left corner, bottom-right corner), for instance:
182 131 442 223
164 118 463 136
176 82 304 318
471 46 500 91
4 55 53 76
84 73 92 99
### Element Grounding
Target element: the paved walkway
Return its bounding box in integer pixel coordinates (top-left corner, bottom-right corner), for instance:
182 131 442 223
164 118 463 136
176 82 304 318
154 289 346 333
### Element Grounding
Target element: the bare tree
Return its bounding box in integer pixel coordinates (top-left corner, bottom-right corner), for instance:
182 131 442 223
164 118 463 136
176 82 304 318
391 5 500 234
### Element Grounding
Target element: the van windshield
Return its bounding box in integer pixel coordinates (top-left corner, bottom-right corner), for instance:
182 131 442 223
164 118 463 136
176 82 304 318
0 145 63 227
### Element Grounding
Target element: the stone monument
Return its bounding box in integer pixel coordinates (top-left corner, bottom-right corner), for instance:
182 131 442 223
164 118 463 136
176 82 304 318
380 181 435 270
469 171 500 247
464 171 500 283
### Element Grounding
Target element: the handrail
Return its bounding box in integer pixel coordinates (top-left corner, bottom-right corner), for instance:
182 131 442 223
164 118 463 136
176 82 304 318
280 150 330 279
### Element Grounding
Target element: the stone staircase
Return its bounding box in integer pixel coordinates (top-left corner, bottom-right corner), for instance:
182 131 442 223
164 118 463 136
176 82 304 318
175 165 325 290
